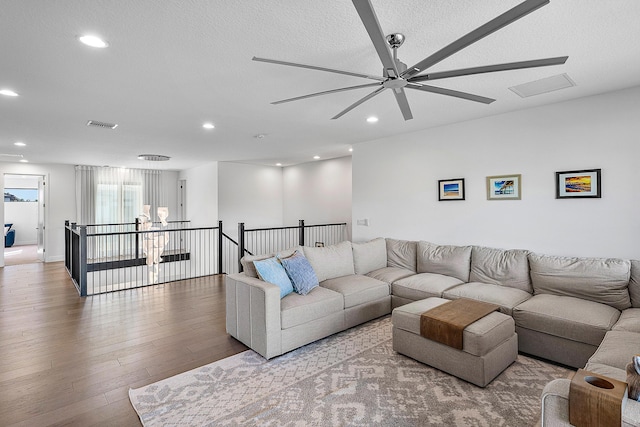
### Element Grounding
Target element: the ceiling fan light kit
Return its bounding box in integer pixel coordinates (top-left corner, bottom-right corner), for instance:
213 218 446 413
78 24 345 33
254 0 568 121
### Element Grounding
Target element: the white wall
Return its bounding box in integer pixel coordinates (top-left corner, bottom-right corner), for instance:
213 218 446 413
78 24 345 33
218 162 283 238
179 162 219 227
283 156 352 239
352 87 640 259
0 163 76 265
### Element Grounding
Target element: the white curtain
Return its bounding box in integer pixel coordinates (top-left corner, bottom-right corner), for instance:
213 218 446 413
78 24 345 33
75 166 165 226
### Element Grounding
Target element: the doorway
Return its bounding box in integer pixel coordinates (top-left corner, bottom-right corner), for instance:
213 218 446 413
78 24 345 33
3 174 45 266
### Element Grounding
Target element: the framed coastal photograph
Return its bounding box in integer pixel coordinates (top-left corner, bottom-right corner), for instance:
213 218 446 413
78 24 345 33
438 178 465 201
556 169 601 199
486 174 521 200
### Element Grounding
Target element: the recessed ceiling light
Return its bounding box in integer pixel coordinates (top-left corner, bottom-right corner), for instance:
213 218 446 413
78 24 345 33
276 163 282 167
0 89 19 97
19 159 28 163
313 156 320 160
78 35 109 48
14 142 26 147
348 148 353 152
202 122 215 129
366 116 378 123
254 134 266 139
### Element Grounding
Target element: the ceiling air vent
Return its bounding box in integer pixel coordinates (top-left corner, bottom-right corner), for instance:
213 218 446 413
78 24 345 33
137 154 171 161
509 73 576 98
87 120 118 129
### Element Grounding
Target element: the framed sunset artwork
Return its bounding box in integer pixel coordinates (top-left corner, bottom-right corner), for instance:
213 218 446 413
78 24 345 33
556 169 601 199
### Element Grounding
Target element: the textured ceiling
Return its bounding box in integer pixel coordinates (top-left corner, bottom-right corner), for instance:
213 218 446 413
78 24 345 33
1 0 640 170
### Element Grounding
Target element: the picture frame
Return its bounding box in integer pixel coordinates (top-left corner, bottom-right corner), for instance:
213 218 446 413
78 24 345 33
486 174 522 200
555 169 601 199
438 178 465 201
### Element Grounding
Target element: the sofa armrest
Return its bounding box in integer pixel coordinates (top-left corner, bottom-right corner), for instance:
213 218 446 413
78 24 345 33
225 273 282 359
541 379 571 427
541 378 640 427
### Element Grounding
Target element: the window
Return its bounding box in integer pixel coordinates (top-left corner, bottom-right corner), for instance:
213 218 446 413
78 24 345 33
4 188 38 202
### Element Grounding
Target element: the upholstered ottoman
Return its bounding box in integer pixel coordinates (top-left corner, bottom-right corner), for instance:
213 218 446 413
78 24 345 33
392 297 518 387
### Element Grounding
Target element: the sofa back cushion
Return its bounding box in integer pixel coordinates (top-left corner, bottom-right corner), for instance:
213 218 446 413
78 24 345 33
629 260 640 308
385 238 417 271
417 241 472 282
469 246 532 293
303 241 354 282
529 253 631 310
352 237 387 275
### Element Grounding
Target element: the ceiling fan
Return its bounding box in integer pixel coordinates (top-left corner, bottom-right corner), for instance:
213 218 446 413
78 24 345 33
253 0 568 121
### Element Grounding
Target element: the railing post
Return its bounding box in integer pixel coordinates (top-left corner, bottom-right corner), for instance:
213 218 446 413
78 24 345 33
298 219 305 247
217 220 223 274
64 220 70 272
135 217 140 259
238 222 245 273
78 225 88 297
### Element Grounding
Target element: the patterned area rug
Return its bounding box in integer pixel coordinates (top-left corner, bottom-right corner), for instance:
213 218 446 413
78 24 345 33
129 317 570 426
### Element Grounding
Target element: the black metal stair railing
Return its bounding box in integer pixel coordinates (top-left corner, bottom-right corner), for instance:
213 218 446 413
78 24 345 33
237 220 348 273
64 219 348 295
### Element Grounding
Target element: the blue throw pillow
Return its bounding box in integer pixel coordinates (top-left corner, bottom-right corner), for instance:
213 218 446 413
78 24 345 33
279 250 319 295
253 257 294 298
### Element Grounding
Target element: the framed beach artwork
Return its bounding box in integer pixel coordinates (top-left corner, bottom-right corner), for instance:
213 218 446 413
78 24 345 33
486 174 521 200
438 178 465 201
556 169 601 199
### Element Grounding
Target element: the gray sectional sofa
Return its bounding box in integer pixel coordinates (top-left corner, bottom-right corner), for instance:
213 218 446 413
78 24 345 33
225 237 640 425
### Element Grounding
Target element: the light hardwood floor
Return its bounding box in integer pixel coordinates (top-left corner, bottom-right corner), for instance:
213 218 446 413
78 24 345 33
0 262 247 426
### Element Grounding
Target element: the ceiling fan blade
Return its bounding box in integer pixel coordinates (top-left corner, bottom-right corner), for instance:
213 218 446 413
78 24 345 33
392 88 413 120
252 57 385 81
332 87 386 120
271 83 382 105
409 56 568 82
407 83 495 104
352 0 399 77
403 0 550 79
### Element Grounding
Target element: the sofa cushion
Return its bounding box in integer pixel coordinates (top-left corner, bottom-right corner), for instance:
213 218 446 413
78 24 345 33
366 266 416 285
513 294 620 346
417 241 472 282
392 273 463 301
320 275 389 309
303 241 354 282
442 282 531 316
280 286 344 329
630 260 640 308
529 254 631 310
586 330 640 371
386 238 417 271
279 250 319 296
612 308 640 333
469 246 532 293
352 237 387 275
253 257 294 298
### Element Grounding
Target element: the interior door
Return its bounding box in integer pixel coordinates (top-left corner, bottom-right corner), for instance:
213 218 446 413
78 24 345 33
36 176 45 261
